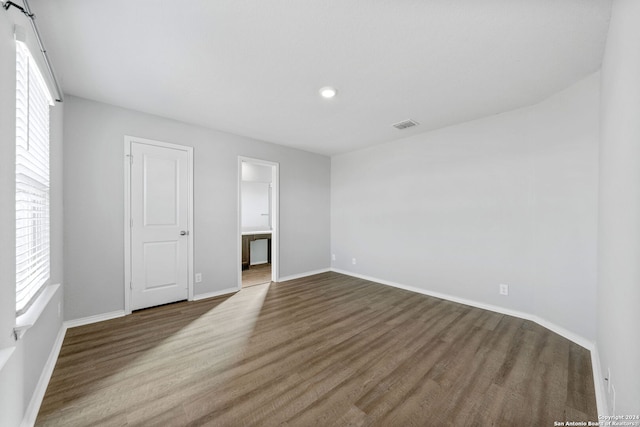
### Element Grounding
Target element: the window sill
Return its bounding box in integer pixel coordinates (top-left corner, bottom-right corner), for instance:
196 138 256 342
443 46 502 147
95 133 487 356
14 283 60 341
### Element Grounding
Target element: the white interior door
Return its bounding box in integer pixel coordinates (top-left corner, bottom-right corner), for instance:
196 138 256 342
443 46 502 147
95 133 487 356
130 141 190 310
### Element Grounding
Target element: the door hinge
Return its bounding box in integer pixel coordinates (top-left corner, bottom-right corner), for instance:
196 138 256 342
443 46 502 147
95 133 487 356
130 281 133 290
126 154 133 165
130 218 133 228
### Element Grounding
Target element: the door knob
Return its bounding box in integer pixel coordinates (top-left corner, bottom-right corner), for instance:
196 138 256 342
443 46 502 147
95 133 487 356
180 230 189 236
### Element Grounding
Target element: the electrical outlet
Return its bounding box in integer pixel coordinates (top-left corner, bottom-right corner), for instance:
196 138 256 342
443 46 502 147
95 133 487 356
331 254 336 261
352 258 357 265
499 284 509 296
195 273 202 283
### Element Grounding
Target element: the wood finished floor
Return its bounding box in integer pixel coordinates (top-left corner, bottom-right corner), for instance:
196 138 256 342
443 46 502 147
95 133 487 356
242 263 272 288
37 272 597 426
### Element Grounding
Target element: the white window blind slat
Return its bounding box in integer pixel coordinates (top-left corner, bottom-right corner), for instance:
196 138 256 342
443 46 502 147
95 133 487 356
17 156 49 172
16 166 49 184
17 262 49 286
16 240 50 260
15 41 53 316
16 260 50 281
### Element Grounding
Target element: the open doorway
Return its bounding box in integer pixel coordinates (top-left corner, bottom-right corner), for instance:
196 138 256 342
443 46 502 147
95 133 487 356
238 157 279 289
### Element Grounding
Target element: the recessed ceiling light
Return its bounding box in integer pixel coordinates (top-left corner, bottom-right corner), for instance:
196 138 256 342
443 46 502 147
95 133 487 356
319 86 337 99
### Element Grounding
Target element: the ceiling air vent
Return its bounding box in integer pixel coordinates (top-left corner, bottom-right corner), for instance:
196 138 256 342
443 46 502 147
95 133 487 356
392 119 419 130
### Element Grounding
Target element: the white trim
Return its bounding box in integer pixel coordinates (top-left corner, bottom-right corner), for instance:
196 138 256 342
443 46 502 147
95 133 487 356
20 325 66 427
534 316 593 353
331 267 605 415
591 345 609 417
237 158 241 291
124 138 132 313
64 310 126 329
238 157 280 289
123 136 194 314
278 268 331 283
192 287 238 301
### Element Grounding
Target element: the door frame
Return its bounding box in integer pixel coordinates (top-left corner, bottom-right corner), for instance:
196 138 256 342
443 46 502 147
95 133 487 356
238 156 280 289
124 135 194 314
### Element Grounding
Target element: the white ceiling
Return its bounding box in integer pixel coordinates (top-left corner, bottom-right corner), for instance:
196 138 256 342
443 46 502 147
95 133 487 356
30 0 611 156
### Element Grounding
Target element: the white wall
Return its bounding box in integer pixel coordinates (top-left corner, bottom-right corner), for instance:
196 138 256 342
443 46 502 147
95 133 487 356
597 0 640 415
241 182 271 231
242 162 272 183
0 6 65 426
332 73 599 343
63 96 330 321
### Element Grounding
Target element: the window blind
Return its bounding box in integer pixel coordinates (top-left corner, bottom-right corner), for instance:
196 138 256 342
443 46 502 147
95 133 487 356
15 41 53 316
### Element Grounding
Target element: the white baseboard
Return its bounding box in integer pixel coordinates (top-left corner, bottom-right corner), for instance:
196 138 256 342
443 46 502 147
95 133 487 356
331 268 603 415
532 316 594 351
21 325 67 427
193 287 238 301
64 310 126 329
277 268 331 283
591 346 609 417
